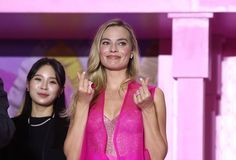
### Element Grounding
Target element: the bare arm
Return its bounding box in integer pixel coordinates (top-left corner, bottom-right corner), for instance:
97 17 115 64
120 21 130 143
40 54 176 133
134 78 167 159
64 103 89 160
142 88 168 159
64 72 94 160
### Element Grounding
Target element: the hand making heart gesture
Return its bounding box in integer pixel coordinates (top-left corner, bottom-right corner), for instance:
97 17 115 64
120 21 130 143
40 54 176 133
77 71 95 106
133 77 154 109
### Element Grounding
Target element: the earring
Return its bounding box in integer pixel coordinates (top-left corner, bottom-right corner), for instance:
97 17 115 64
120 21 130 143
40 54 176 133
130 54 134 59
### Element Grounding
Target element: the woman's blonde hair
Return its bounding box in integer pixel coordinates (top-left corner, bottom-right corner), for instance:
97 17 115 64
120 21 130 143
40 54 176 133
69 19 140 119
88 18 140 98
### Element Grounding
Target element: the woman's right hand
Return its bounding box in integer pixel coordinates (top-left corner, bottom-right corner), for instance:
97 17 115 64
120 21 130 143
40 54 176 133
77 71 95 106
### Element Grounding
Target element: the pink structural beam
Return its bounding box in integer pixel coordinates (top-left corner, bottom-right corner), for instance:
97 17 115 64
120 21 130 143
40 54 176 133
0 0 236 13
168 12 212 160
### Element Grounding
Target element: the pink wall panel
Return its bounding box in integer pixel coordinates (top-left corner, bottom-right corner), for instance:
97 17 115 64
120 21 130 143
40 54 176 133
158 55 175 160
1 0 236 13
170 13 212 78
177 78 204 159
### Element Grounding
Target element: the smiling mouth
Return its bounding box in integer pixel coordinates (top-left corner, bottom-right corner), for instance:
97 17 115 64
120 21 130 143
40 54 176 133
37 93 49 98
107 55 120 59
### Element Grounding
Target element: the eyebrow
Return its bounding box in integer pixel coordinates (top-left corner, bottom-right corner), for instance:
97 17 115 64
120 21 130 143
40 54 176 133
101 38 129 42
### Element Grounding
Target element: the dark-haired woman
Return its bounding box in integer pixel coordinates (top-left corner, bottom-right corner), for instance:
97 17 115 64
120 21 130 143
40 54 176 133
1 58 69 160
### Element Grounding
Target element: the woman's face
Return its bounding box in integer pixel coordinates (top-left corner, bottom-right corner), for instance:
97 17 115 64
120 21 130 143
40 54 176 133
99 26 133 71
28 65 61 108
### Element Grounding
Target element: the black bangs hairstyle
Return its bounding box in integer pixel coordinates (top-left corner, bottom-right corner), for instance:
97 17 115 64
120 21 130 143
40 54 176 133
21 57 66 118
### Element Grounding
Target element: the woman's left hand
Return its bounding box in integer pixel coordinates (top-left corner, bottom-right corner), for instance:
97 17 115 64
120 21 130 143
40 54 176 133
133 77 154 109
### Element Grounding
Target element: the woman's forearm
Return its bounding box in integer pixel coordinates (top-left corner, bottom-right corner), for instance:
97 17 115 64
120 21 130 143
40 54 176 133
64 104 89 160
142 104 168 160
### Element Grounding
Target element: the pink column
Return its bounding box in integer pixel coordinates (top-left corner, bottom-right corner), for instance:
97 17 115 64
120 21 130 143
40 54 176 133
168 13 213 160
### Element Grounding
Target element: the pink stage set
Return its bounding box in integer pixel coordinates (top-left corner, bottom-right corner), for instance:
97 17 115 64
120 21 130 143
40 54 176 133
0 0 236 160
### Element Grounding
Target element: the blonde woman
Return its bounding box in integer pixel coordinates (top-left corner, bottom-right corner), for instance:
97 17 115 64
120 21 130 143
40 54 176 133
64 19 168 160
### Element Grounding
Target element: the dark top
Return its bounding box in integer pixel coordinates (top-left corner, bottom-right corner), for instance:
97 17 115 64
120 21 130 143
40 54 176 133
0 78 15 149
1 114 69 160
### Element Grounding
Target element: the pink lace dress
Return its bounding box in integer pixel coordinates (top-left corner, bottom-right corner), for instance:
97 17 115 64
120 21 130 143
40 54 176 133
104 115 118 160
80 80 155 160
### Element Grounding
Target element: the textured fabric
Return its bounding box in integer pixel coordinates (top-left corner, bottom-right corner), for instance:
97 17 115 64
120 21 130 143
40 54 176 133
1 115 69 160
107 155 117 160
104 115 118 157
0 78 15 149
81 80 155 160
0 78 9 111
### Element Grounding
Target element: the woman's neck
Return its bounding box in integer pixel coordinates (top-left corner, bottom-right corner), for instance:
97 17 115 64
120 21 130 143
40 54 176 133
105 70 128 90
31 104 53 117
